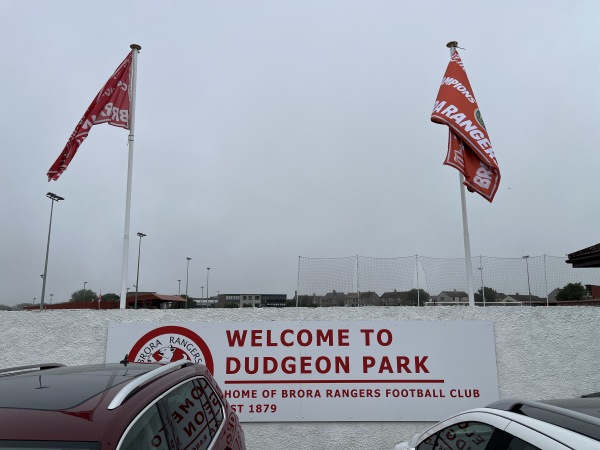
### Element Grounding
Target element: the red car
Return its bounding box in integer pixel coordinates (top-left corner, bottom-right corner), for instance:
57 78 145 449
0 359 246 450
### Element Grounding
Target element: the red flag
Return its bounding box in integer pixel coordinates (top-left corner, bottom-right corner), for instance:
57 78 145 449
47 51 133 181
431 51 500 202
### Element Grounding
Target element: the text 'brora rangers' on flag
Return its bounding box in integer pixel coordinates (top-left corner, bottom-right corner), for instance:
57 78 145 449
47 51 133 181
431 51 500 202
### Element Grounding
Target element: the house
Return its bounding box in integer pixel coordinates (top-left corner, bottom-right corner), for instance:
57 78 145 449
322 290 347 307
380 290 415 306
431 290 469 304
548 288 561 303
586 285 600 298
344 293 360 307
360 291 380 306
345 291 380 307
502 294 545 305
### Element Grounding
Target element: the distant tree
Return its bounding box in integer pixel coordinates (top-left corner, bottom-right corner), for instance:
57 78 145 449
406 289 430 306
556 282 586 301
178 295 197 309
70 289 98 302
100 293 120 302
475 286 498 303
0 304 13 311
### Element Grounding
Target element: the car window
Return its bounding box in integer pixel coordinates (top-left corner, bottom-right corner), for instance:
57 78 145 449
159 377 224 450
505 436 541 450
417 421 496 450
118 377 224 450
119 403 170 450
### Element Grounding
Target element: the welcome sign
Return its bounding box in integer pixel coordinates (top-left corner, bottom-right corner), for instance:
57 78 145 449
106 320 499 422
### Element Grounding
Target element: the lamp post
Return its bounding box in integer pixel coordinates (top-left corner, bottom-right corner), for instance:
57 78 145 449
201 286 204 299
83 281 88 302
522 255 532 306
33 298 36 305
134 232 146 309
50 294 54 304
185 257 191 309
40 192 64 310
206 267 211 301
177 279 181 296
478 267 485 307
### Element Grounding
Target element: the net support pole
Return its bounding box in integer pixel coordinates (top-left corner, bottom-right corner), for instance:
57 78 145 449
356 255 360 307
416 255 420 306
296 256 301 307
447 41 475 307
544 254 549 306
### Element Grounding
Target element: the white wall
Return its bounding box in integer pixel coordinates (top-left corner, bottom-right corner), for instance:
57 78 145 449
1 306 598 450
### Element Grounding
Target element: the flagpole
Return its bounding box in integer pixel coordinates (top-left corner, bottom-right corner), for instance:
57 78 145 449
447 41 475 307
119 43 141 310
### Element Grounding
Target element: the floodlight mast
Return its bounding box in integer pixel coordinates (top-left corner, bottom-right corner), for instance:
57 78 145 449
134 232 146 309
40 192 64 310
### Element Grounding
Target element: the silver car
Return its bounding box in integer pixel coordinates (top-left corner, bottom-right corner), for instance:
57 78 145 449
395 398 600 449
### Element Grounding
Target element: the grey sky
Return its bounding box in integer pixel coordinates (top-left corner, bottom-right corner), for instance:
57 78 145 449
1 1 599 306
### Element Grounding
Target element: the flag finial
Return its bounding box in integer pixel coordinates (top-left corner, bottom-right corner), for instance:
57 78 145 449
130 44 141 51
446 41 458 49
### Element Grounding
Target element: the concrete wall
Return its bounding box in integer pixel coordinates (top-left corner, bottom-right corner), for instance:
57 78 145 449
1 306 598 450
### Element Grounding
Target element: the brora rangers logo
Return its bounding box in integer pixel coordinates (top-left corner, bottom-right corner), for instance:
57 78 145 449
128 326 214 373
475 108 486 130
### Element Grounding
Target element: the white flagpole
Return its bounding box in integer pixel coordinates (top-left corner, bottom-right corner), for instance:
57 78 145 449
447 41 475 307
119 44 141 309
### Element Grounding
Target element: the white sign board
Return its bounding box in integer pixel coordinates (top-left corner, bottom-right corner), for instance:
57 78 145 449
106 320 499 422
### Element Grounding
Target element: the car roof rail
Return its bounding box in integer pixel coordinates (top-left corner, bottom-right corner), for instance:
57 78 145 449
487 398 600 442
108 360 193 410
0 363 65 377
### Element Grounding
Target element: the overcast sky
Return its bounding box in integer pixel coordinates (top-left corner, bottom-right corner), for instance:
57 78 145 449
1 1 599 306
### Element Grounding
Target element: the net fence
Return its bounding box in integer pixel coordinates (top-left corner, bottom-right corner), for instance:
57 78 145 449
297 255 600 300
